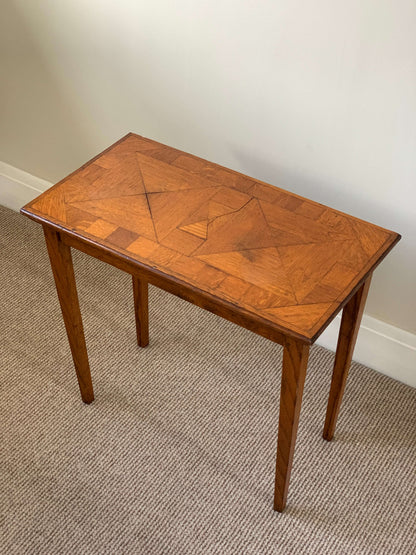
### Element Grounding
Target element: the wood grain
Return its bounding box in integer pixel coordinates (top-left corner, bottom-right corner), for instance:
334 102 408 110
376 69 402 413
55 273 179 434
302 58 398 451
43 226 94 404
323 276 372 441
21 133 401 342
132 276 149 347
274 338 309 512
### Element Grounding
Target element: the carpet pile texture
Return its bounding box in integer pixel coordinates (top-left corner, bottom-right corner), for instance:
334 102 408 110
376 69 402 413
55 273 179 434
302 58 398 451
1 205 415 553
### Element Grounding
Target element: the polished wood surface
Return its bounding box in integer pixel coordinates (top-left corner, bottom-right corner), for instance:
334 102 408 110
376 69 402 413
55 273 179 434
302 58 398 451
323 276 372 441
22 133 400 343
43 226 94 404
274 338 309 512
21 133 401 512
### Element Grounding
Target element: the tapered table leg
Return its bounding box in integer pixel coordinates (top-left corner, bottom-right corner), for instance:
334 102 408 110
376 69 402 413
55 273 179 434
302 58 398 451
43 225 94 404
323 277 372 441
274 338 309 512
132 276 149 347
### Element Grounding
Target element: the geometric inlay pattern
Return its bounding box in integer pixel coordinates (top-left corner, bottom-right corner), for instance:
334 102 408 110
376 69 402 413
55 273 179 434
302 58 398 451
24 133 400 341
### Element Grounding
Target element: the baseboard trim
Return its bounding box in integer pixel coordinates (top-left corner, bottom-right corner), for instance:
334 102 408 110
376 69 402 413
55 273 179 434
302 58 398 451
317 314 416 387
0 161 51 211
1 160 415 388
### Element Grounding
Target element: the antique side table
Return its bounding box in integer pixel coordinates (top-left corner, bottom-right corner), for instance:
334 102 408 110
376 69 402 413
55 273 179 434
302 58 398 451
21 133 400 511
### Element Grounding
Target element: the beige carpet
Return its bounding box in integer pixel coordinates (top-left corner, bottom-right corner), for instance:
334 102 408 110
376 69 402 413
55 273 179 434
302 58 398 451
0 204 415 554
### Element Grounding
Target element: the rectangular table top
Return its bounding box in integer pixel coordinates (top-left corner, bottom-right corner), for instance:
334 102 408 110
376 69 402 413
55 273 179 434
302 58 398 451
22 133 400 343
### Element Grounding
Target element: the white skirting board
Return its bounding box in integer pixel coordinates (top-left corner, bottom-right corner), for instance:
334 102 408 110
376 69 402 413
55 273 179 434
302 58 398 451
1 160 415 388
0 161 51 210
318 315 416 387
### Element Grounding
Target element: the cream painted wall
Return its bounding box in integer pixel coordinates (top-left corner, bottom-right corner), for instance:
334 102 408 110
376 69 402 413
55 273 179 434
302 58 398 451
1 1 415 333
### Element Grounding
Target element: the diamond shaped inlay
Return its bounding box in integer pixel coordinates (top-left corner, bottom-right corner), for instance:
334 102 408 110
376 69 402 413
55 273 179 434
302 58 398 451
24 133 399 340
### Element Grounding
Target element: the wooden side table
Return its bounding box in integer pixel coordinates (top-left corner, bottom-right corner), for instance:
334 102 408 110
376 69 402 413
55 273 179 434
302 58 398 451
21 134 400 511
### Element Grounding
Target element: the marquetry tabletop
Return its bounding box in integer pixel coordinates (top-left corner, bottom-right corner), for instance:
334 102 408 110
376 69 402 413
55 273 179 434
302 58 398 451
21 133 400 513
22 133 399 343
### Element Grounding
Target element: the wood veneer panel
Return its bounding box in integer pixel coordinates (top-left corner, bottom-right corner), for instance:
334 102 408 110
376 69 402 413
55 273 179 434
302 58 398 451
22 133 400 342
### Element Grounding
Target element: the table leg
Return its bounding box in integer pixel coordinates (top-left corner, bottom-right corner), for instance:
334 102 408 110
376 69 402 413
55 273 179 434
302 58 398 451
132 276 149 347
274 338 309 512
43 226 94 404
323 276 372 441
